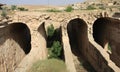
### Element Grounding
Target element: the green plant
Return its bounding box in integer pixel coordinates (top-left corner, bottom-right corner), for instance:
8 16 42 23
28 59 67 72
47 24 55 37
18 7 28 11
48 41 62 59
11 5 17 10
99 6 106 10
64 6 73 12
108 44 112 52
87 5 96 10
46 9 61 12
1 10 7 17
1 7 7 18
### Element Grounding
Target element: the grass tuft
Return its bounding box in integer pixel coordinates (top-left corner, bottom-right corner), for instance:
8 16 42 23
28 59 67 72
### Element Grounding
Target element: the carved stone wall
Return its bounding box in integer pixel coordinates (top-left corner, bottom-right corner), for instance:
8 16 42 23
0 22 31 72
67 18 119 72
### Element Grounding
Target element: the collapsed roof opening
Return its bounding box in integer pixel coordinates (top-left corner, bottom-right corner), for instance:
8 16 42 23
93 17 120 67
67 18 95 71
9 22 31 54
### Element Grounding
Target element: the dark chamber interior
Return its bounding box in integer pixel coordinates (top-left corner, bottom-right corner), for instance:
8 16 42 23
67 18 87 54
9 22 31 54
93 17 120 67
93 17 120 49
93 17 110 47
67 18 96 72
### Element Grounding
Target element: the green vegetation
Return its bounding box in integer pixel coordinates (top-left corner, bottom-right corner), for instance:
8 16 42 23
108 44 112 52
48 41 62 59
29 59 67 72
47 24 62 59
18 7 28 11
11 5 17 10
1 10 7 17
46 9 61 12
47 24 55 37
0 6 16 17
99 6 106 10
29 25 64 72
64 6 73 12
87 5 96 10
1 7 7 18
30 24 64 72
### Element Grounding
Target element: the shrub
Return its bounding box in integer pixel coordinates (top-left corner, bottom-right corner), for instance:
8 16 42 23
47 24 62 59
64 6 73 12
1 7 7 18
18 7 28 11
1 10 7 17
11 5 17 10
48 41 62 59
99 6 106 10
47 24 55 37
87 5 96 10
46 9 61 12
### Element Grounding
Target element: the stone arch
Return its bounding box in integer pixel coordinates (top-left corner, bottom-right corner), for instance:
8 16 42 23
37 22 47 41
93 17 120 50
93 17 120 67
9 22 31 54
67 18 88 55
0 22 31 54
0 22 31 72
67 18 96 71
93 17 110 48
